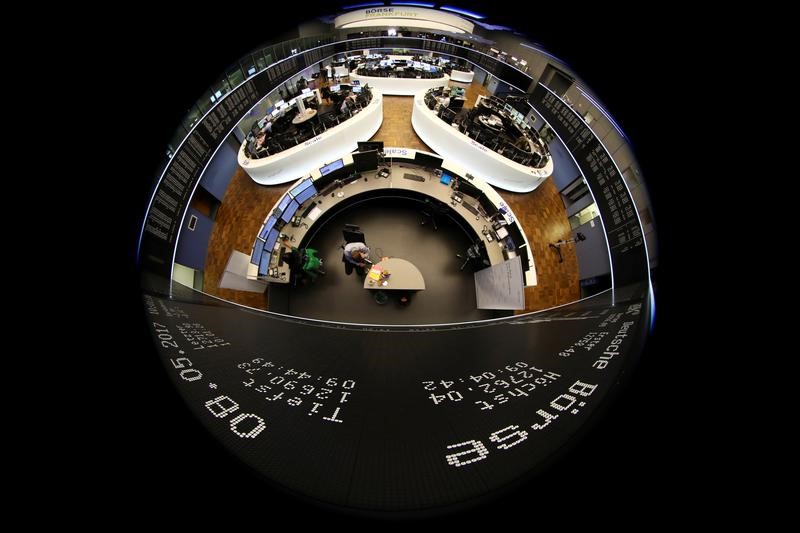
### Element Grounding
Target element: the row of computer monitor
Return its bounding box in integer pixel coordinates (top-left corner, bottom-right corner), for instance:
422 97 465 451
251 178 320 273
253 149 446 273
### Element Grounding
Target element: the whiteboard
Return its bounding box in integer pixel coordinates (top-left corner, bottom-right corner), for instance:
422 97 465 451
474 256 525 310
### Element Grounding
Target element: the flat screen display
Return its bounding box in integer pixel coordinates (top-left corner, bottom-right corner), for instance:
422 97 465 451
357 141 384 153
258 250 270 276
250 239 265 265
352 150 379 172
352 86 362 93
320 159 344 175
259 215 277 240
414 152 443 169
294 186 316 205
277 195 292 214
289 179 315 197
330 84 340 92
265 228 280 253
280 199 300 223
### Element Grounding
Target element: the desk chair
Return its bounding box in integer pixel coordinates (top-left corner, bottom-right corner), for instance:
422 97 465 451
420 198 449 231
341 224 368 276
457 242 489 271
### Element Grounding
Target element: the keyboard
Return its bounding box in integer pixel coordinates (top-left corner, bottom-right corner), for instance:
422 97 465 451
403 173 425 182
462 202 480 216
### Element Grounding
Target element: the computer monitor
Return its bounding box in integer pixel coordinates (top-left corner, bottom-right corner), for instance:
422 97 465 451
352 86 362 93
259 215 277 240
357 141 384 153
414 152 443 169
302 87 311 94
280 199 300 223
320 159 344 176
456 178 482 200
478 192 499 216
277 195 292 215
294 185 316 205
250 239 265 265
352 150 379 172
258 250 270 276
289 178 315 197
275 99 285 107
330 84 340 92
265 228 280 253
352 79 360 86
271 108 282 117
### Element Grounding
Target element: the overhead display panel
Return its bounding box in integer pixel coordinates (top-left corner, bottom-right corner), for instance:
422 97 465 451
335 7 475 34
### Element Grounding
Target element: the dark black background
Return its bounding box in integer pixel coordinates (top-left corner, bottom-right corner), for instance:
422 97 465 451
108 2 691 526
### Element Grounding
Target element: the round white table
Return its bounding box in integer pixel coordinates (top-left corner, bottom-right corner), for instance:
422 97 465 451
292 109 317 125
363 258 426 291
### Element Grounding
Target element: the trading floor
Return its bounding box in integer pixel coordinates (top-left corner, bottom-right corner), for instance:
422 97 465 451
196 80 580 320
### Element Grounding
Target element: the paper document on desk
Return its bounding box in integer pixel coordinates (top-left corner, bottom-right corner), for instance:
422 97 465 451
306 206 322 221
368 265 383 281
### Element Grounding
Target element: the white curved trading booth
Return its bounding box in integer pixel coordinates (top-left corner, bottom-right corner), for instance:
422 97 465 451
350 70 450 96
411 90 553 193
449 69 474 83
238 90 384 185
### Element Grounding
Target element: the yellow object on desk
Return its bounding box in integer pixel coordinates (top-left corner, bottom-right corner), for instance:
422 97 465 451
368 265 383 281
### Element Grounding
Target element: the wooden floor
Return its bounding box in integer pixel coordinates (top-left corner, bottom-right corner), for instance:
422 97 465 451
201 80 579 314
369 95 430 151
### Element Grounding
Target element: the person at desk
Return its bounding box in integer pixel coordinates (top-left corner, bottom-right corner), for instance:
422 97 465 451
281 238 326 281
343 242 370 276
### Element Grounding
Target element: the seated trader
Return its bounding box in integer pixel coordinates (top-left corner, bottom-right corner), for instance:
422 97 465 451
282 238 326 280
343 242 370 275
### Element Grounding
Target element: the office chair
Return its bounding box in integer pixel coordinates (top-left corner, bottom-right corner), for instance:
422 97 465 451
420 198 449 231
341 224 368 276
457 242 488 271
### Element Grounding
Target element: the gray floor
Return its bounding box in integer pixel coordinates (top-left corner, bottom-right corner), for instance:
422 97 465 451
283 199 511 325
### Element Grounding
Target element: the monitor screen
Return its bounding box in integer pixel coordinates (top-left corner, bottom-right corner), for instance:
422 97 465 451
275 99 285 107
414 152 443 169
352 86 362 93
250 239 265 265
320 159 344 175
289 178 315 197
352 79 360 86
478 192 499 216
330 84 340 92
280 199 300 223
357 141 384 153
271 108 282 117
302 87 311 94
258 251 270 276
294 186 316 205
277 195 292 214
457 178 482 199
352 150 379 172
259 215 277 240
265 228 280 253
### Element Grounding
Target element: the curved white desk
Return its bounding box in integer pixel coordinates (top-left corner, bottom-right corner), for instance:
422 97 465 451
450 69 474 83
411 89 553 193
238 90 384 185
349 70 449 96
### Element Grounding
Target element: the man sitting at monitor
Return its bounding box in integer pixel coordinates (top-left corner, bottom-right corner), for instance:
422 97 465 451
343 242 370 276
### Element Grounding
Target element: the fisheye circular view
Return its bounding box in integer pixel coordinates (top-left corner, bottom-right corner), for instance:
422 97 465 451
134 2 662 519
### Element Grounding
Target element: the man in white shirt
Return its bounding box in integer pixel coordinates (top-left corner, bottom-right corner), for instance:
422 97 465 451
343 242 370 275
